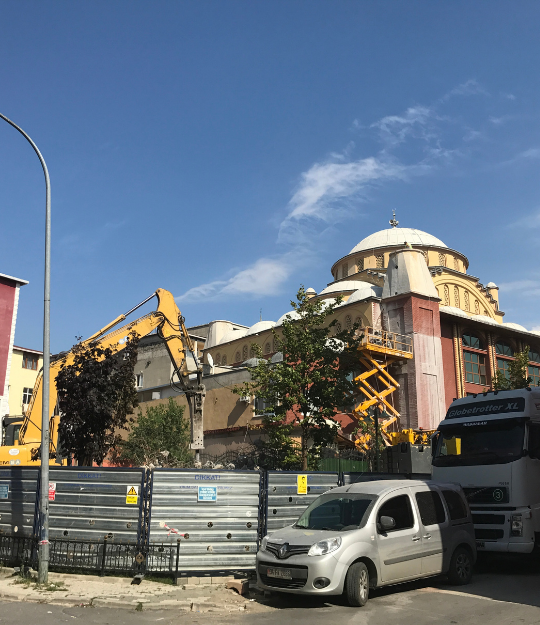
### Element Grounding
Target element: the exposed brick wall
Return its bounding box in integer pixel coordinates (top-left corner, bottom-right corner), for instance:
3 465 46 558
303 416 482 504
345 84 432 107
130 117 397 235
0 277 17 404
440 319 458 409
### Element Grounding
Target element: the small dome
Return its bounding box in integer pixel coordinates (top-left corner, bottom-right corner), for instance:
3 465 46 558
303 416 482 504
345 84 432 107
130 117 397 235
271 351 283 363
474 314 498 325
486 282 498 289
439 305 469 318
320 297 344 309
531 330 540 336
504 322 528 332
305 287 316 294
242 357 267 368
246 320 276 336
350 228 447 254
276 311 301 326
346 285 383 304
218 328 248 345
320 280 376 296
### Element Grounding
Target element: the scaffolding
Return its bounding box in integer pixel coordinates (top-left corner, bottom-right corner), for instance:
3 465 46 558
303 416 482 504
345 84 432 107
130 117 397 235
353 327 413 443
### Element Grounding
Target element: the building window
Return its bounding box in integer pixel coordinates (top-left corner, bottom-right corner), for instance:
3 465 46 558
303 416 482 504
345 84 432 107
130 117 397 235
242 345 248 360
495 342 513 357
464 291 470 311
529 350 540 363
22 353 38 370
454 286 459 308
335 322 342 334
464 351 487 385
235 351 241 363
250 347 256 358
22 387 33 405
438 253 446 267
222 354 227 365
528 365 540 386
264 342 271 354
254 396 274 416
357 258 364 272
463 334 483 350
375 254 384 268
497 357 511 380
345 315 352 330
474 299 480 315
454 257 459 271
342 263 348 278
135 373 143 388
354 316 361 327
215 353 221 365
444 285 450 306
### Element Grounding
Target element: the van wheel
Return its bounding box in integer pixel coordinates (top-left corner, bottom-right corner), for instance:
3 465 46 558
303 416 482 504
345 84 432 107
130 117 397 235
345 562 369 606
447 546 473 585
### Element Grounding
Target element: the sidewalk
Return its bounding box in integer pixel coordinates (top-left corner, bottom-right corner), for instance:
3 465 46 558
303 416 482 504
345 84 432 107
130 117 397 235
0 568 273 613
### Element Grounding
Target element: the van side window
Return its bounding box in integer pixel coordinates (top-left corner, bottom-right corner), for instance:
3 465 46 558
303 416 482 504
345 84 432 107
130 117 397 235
528 424 540 460
415 490 446 526
442 490 468 521
377 495 414 532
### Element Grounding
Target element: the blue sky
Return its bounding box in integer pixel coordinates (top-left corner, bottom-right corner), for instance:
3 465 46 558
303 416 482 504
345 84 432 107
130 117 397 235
1 1 540 352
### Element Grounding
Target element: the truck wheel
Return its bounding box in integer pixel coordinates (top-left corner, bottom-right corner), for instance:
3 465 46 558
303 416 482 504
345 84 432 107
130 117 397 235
345 562 370 606
447 546 473 585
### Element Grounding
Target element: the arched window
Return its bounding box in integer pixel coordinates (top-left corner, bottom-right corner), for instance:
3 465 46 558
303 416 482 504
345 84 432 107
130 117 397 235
438 252 446 267
423 250 429 264
355 316 362 327
454 257 459 271
215 353 221 364
264 342 271 354
529 349 540 363
342 263 348 278
463 334 483 350
242 345 248 360
235 351 241 363
357 258 364 272
375 254 384 268
464 291 470 311
474 299 480 315
529 349 540 386
454 286 459 308
444 285 450 306
462 333 486 385
249 347 256 358
345 315 352 330
222 354 227 365
335 322 342 335
496 342 513 357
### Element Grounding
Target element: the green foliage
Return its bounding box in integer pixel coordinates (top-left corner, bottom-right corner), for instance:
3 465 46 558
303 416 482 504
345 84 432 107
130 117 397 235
233 286 363 470
353 409 386 472
56 332 140 466
493 346 533 390
113 398 191 467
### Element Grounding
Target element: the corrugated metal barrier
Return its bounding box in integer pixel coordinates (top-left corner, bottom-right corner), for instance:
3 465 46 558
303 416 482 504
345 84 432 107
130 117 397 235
265 471 339 534
47 467 146 544
0 467 39 537
147 469 262 572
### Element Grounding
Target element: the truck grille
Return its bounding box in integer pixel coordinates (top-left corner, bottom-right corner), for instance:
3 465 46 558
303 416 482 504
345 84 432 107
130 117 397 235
475 528 504 540
472 514 505 525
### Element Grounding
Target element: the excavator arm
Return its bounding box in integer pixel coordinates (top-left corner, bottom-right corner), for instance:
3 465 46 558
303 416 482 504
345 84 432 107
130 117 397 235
2 288 205 466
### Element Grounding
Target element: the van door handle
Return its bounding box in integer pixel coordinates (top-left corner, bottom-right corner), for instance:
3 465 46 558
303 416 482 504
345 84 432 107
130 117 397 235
423 534 432 539
412 536 421 542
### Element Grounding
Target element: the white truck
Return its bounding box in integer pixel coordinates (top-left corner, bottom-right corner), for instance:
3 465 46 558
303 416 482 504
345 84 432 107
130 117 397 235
431 387 540 554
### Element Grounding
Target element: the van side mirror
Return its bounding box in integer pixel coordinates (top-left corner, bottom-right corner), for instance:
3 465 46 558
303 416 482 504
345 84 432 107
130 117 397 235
431 432 439 457
379 516 396 531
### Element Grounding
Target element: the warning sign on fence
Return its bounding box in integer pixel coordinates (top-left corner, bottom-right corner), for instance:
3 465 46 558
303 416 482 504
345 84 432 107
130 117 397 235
0 484 8 499
48 483 56 501
126 485 139 504
297 474 307 495
198 485 217 502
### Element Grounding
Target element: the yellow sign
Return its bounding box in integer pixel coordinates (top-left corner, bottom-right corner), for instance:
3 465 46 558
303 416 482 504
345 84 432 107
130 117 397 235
297 474 308 495
126 485 139 505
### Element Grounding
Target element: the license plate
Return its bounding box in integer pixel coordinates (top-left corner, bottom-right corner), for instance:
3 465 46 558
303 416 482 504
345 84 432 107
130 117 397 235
476 541 485 549
267 567 292 580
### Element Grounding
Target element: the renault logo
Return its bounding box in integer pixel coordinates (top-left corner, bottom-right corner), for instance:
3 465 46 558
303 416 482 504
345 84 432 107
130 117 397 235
278 543 290 559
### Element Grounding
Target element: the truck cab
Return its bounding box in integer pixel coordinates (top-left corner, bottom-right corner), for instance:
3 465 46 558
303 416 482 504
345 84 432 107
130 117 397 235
432 388 540 554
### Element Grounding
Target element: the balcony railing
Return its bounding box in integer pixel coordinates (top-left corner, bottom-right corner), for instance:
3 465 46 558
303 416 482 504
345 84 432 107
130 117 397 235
359 327 413 358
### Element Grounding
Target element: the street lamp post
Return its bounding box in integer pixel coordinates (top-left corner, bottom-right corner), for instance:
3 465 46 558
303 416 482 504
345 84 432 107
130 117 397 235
0 112 51 583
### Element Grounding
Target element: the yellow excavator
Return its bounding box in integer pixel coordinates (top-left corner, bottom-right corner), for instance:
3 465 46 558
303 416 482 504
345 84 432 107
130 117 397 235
0 289 205 467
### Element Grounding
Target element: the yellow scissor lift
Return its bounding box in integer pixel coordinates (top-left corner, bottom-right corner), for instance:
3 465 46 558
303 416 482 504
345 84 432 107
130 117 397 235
353 327 414 449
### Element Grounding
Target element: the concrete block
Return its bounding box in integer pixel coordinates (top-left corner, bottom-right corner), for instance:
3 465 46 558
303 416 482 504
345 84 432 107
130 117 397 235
211 576 234 585
226 580 249 596
188 577 201 585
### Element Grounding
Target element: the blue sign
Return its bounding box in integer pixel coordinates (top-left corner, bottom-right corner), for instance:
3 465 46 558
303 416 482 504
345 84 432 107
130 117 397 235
0 484 8 500
198 485 217 502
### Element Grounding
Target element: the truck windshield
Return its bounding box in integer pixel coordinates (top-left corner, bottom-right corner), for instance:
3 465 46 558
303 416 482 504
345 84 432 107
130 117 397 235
295 493 377 531
433 418 525 467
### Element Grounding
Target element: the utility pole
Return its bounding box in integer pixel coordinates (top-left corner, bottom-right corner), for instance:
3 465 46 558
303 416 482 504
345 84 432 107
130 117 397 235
0 113 51 583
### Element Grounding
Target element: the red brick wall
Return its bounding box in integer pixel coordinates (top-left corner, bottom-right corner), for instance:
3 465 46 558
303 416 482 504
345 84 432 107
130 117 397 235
0 277 16 393
440 319 458 410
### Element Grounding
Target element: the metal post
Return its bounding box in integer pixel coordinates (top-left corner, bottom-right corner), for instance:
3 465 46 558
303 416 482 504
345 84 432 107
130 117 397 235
374 407 380 472
0 113 51 583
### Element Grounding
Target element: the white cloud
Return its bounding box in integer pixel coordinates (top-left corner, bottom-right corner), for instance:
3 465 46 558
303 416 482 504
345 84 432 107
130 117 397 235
370 105 434 147
498 279 540 297
519 148 540 159
508 209 540 229
439 79 489 102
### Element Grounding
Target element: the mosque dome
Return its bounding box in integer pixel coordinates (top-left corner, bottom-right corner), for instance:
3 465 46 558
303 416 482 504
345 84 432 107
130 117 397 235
503 322 528 332
319 280 376 296
218 328 248 345
439 305 469 318
246 320 276 336
350 228 447 254
276 311 301 326
346 285 383 304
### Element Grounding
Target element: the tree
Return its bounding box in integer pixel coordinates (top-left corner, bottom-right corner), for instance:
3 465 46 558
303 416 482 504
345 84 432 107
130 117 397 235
353 407 386 472
233 286 363 470
55 332 140 466
493 346 532 390
112 398 191 467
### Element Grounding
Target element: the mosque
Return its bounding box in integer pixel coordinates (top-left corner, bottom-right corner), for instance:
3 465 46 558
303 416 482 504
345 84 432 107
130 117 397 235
134 216 540 455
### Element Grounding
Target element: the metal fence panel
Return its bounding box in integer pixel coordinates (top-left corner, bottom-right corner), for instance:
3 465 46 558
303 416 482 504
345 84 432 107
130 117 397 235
47 467 146 544
265 471 339 534
341 472 431 486
147 469 261 572
0 467 39 537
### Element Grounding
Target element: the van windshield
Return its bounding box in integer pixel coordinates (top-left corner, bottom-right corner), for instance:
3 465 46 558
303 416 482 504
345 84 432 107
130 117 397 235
433 418 525 467
295 493 377 531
